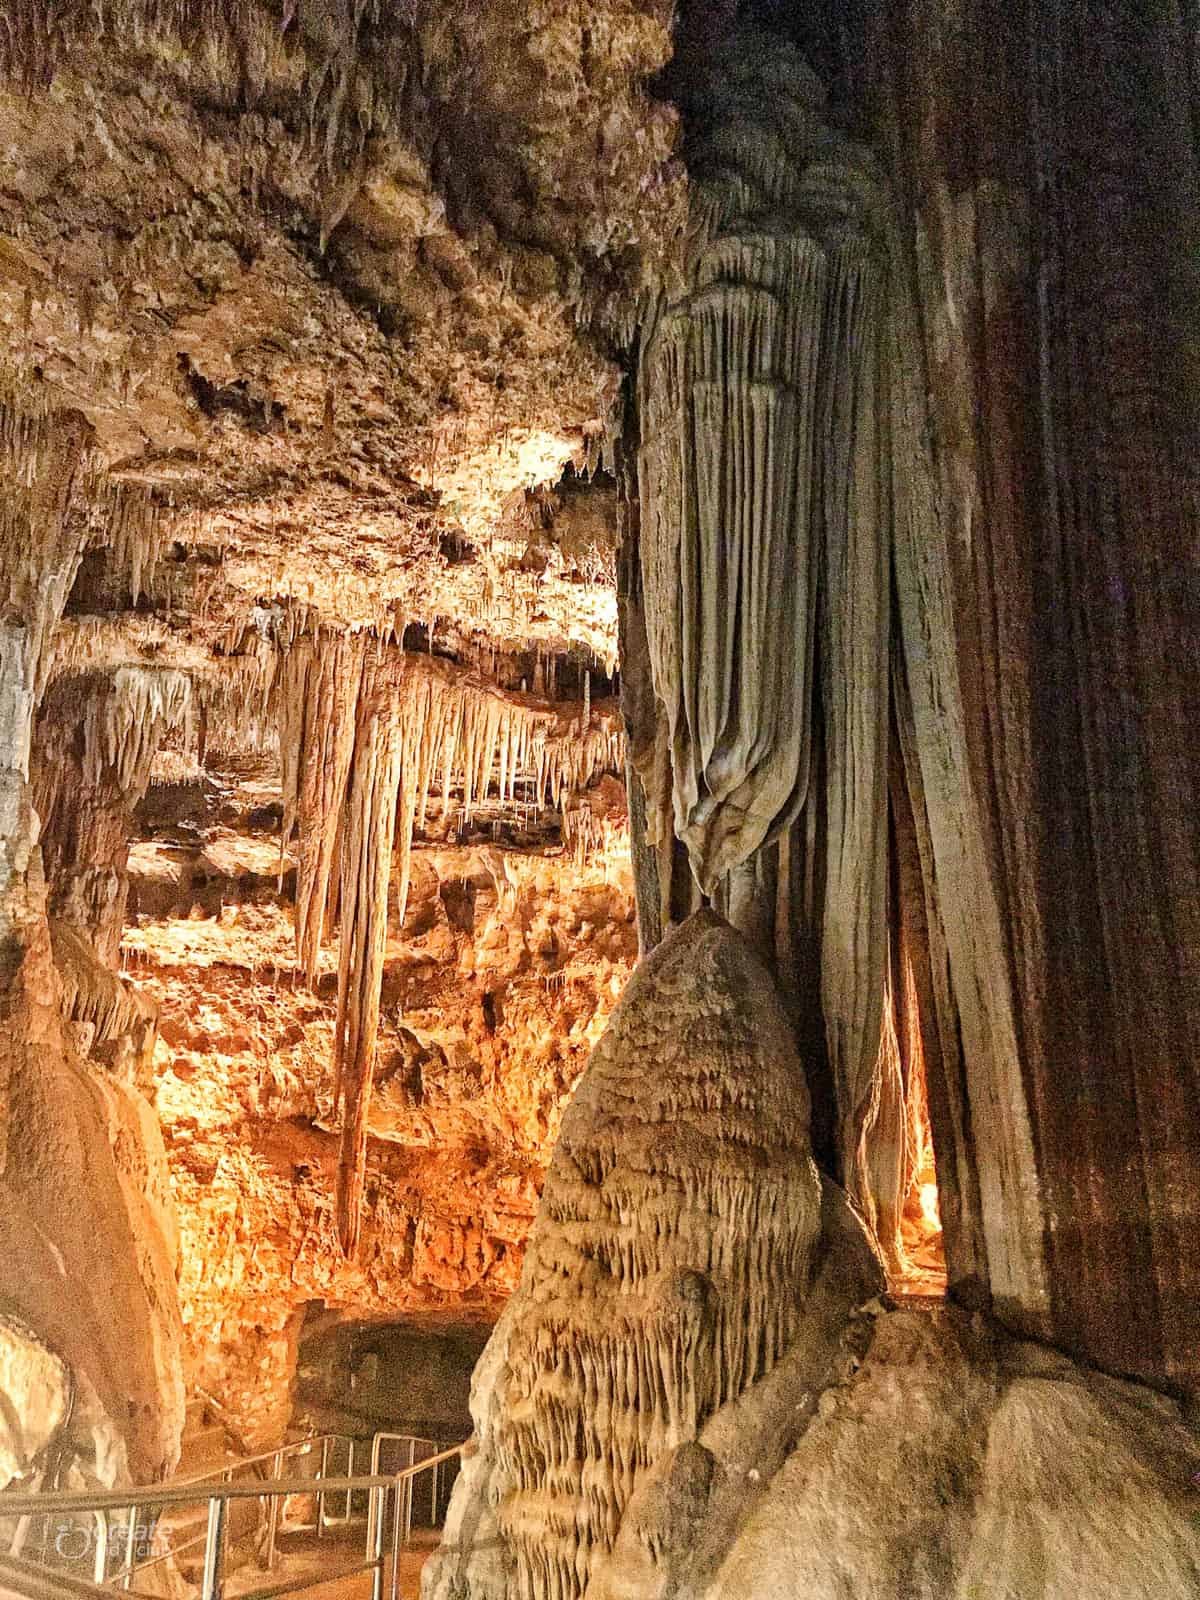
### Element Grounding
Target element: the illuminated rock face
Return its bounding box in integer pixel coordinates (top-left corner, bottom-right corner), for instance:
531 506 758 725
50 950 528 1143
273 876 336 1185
625 13 1200 1401
131 820 638 1448
425 911 823 1600
0 396 184 1489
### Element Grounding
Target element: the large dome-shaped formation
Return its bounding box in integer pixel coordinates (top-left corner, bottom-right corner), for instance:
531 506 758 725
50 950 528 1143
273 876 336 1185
425 910 823 1600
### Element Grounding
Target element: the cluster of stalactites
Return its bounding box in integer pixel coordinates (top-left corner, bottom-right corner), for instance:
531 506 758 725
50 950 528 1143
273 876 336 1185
0 0 408 184
50 918 157 1062
0 388 169 759
33 664 193 963
277 633 625 1255
86 666 193 794
280 641 624 977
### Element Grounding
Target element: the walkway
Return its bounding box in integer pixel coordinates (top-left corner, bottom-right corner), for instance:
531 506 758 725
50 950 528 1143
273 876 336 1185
224 1527 439 1600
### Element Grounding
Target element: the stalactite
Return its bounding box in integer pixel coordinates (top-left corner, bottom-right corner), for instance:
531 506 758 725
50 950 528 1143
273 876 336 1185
34 665 191 964
272 624 627 1252
279 628 367 981
333 645 404 1258
0 393 95 742
633 33 895 1231
50 918 157 1064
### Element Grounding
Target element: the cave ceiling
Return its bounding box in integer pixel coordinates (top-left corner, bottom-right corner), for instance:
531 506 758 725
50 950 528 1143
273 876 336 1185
0 0 684 669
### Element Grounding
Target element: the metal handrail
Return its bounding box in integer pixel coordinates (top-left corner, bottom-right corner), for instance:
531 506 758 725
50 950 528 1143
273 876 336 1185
0 1473 408 1517
367 1435 459 1548
0 1550 113 1597
123 1429 445 1585
0 1447 463 1600
173 1430 349 1489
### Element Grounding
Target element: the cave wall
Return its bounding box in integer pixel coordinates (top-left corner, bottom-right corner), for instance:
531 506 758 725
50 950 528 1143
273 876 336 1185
296 1320 482 1442
0 400 185 1488
125 777 636 1447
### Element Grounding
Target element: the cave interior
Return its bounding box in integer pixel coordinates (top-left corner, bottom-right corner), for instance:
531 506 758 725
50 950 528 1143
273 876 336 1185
0 1 1197 1598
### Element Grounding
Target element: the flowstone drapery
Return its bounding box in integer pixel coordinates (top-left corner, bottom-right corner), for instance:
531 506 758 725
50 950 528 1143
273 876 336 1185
423 911 823 1600
633 34 899 1265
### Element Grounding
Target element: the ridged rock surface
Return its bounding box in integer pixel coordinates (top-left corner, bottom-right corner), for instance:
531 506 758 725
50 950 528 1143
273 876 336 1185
424 910 823 1600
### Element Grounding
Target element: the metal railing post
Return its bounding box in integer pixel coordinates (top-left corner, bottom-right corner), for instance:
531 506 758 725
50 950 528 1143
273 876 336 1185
265 1451 282 1571
316 1436 330 1539
200 1496 226 1600
90 1513 108 1586
369 1485 387 1600
390 1478 403 1600
345 1439 355 1523
365 1437 379 1554
120 1503 138 1590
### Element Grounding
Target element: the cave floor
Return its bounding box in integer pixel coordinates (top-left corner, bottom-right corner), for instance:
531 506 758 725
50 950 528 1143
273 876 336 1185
224 1526 439 1599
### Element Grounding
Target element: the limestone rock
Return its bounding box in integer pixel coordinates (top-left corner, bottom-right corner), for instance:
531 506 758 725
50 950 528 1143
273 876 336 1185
0 1315 70 1487
586 1174 886 1600
599 1306 1200 1600
424 910 823 1600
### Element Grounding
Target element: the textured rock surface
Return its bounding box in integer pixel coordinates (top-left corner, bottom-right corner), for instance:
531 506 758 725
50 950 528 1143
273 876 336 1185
0 396 185 1488
854 0 1200 1390
689 1307 1200 1600
123 797 635 1446
585 1173 886 1600
627 25 954 1298
0 7 1195 1578
624 10 1200 1399
424 911 823 1600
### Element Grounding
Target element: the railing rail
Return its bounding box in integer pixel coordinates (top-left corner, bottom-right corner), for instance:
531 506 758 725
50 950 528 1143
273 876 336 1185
173 1430 349 1489
0 1549 114 1597
0 1444 463 1600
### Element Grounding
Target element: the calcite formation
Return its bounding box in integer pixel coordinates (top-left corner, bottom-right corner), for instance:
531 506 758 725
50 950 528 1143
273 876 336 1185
425 911 823 1600
34 666 192 965
631 28 932 1291
0 12 1195 1599
0 394 184 1489
275 629 627 1254
596 1305 1200 1600
621 12 1200 1401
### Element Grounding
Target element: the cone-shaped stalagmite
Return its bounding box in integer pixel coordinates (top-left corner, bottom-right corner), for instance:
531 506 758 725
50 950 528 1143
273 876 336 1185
424 911 823 1600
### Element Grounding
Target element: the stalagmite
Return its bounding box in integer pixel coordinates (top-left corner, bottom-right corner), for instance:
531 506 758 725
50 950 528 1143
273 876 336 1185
424 912 822 1600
